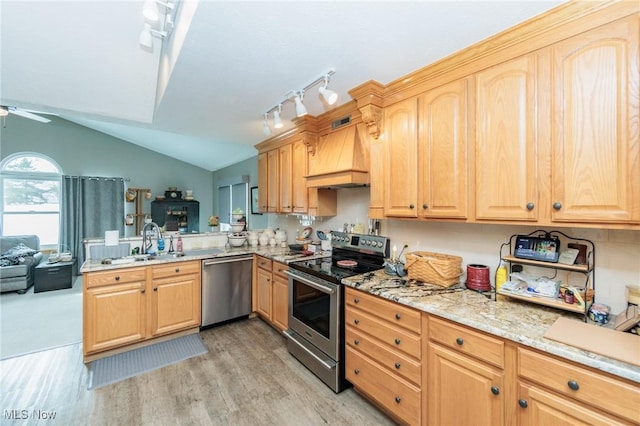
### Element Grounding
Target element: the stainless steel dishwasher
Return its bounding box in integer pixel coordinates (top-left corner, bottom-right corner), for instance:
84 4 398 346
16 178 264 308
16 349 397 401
201 255 253 328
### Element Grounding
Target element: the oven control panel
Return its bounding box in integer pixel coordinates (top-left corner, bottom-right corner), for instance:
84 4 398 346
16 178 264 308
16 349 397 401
331 232 389 257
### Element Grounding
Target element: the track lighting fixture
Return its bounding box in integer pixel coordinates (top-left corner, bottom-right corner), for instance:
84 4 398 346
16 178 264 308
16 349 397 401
139 0 178 52
294 92 308 117
260 69 337 136
262 114 271 137
319 75 338 105
273 104 283 129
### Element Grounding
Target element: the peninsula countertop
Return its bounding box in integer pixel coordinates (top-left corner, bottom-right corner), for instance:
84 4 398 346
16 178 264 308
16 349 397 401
80 246 330 274
341 269 640 384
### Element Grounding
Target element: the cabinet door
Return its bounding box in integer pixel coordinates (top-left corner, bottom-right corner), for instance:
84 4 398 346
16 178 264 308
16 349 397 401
291 140 309 213
384 97 419 217
517 382 627 426
257 152 268 213
428 342 504 426
255 267 272 319
279 144 293 213
150 273 201 337
267 149 279 213
271 273 289 331
475 54 539 221
419 78 470 219
550 16 640 223
84 281 146 354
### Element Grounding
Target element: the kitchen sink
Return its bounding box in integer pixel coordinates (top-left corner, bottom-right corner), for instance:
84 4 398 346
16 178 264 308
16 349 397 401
100 255 150 265
182 248 223 257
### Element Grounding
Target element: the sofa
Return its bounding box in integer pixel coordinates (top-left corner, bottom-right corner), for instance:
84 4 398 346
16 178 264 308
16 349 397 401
0 235 44 294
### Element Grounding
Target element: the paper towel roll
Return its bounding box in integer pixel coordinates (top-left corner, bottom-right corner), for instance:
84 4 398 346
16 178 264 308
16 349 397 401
104 230 120 246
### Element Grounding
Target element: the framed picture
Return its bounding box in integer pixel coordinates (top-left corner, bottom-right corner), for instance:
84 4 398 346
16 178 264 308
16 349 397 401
251 186 261 215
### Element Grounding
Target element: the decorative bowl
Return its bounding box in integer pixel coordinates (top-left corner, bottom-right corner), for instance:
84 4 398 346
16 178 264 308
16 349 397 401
228 235 247 247
231 223 245 233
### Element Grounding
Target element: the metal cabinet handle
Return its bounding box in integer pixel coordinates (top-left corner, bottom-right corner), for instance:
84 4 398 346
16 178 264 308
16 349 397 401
394 338 401 345
491 386 500 395
395 396 401 403
456 337 464 346
175 268 180 273
518 399 528 408
395 362 401 369
354 340 359 345
395 313 401 320
422 204 428 209
567 380 579 391
115 276 120 281
354 319 360 325
526 202 535 210
553 202 562 210
409 204 415 209
354 369 360 375
153 287 158 291
354 298 359 304
141 289 145 293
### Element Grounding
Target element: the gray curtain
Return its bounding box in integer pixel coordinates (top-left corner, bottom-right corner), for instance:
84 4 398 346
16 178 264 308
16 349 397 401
60 176 125 265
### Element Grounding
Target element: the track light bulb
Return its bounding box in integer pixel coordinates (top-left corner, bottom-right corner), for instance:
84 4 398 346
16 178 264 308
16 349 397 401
319 76 338 105
273 106 283 129
294 92 307 117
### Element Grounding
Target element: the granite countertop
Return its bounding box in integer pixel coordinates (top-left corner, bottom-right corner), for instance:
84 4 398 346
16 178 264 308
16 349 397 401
80 246 330 273
342 269 640 384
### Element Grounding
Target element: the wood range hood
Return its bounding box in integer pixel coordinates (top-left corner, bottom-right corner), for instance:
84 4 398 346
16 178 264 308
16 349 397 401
305 123 370 188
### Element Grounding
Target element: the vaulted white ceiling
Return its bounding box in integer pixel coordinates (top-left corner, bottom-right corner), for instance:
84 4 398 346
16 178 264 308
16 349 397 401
1 0 565 172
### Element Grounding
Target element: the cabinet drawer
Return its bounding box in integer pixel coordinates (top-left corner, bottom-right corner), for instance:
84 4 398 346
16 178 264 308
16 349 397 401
85 267 147 288
256 256 272 271
429 316 504 368
519 348 640 424
151 261 200 279
272 261 288 279
345 287 421 334
346 306 421 360
346 346 420 426
346 326 421 387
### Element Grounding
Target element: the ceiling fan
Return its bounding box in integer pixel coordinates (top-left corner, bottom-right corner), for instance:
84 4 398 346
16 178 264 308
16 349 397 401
0 105 56 123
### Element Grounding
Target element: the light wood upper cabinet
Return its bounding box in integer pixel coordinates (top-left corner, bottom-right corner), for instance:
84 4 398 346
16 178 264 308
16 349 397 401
266 149 279 213
383 97 419 217
291 140 309 213
550 16 640 224
418 78 470 219
257 152 268 213
278 144 293 213
475 54 540 222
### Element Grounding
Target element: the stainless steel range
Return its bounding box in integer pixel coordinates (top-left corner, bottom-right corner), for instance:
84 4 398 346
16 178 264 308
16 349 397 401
284 232 390 393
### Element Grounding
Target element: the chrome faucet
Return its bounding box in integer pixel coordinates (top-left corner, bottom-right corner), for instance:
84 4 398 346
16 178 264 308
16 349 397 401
141 221 161 255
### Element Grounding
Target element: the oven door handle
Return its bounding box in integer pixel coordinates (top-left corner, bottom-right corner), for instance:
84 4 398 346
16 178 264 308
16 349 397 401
283 330 336 371
284 270 335 294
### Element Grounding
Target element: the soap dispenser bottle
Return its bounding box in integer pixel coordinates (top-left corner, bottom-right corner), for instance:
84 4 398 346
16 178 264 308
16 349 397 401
176 236 183 252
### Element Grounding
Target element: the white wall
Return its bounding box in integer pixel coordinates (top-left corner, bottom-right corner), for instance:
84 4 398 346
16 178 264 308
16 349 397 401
268 187 640 314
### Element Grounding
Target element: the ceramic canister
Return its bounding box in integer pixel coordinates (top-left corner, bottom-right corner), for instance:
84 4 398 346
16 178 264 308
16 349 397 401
466 264 491 292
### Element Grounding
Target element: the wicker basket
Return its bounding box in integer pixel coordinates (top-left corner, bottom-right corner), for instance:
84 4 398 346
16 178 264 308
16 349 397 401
404 251 463 287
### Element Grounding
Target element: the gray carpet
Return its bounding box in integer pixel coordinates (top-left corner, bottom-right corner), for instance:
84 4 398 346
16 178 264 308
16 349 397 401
87 333 208 390
0 276 82 359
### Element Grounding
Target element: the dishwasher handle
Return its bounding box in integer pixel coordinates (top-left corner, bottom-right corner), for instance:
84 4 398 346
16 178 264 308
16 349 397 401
203 255 253 266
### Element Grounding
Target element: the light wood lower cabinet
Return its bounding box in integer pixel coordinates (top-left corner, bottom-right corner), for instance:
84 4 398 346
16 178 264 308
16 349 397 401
83 261 201 360
517 348 640 425
252 255 288 332
345 287 422 425
149 261 201 337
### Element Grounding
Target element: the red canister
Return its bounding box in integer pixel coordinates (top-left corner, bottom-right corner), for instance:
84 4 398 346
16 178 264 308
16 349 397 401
466 264 491 292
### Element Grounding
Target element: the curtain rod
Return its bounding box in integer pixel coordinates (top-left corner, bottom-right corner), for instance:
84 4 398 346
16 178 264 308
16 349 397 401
63 175 130 182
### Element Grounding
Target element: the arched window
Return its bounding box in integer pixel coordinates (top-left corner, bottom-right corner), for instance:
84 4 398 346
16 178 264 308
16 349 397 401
1 153 62 248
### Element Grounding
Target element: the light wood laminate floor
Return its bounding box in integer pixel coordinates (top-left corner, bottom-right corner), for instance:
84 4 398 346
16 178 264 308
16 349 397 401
1 318 396 425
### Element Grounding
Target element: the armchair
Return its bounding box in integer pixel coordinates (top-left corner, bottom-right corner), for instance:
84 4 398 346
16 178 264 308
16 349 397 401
0 235 44 294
